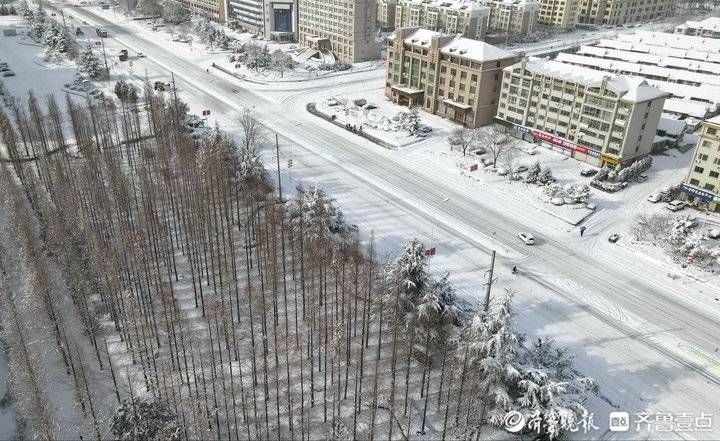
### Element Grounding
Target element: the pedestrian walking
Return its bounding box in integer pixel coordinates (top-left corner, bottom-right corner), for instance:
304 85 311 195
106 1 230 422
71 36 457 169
580 226 587 237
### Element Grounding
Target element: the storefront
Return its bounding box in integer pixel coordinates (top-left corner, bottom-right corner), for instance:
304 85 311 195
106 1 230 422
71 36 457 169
681 184 720 212
506 123 602 166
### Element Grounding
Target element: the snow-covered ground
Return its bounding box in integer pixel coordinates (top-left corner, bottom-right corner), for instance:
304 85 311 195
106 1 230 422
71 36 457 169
0 16 76 100
6 2 720 438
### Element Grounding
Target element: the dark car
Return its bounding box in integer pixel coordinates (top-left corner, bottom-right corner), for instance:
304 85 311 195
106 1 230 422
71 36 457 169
608 233 620 243
580 169 598 177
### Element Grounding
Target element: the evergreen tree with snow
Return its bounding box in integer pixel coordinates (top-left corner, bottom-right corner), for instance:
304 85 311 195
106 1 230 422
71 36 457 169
290 186 351 246
517 338 599 440
28 5 47 41
110 398 180 441
460 290 523 428
525 161 541 183
16 0 30 17
78 44 103 78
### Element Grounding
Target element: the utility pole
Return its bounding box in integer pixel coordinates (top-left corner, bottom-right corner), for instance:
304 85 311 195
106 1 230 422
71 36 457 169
275 133 283 202
483 250 496 313
100 35 109 77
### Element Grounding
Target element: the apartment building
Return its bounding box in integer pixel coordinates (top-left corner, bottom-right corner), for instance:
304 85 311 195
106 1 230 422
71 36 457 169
180 0 227 22
298 0 380 63
675 17 720 39
391 0 491 40
228 0 297 40
496 58 668 167
576 0 674 26
385 28 520 127
538 0 578 30
682 116 720 212
479 0 540 36
377 0 397 30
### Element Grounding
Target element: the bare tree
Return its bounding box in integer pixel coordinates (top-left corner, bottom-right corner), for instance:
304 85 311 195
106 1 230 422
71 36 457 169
478 126 514 166
447 127 478 156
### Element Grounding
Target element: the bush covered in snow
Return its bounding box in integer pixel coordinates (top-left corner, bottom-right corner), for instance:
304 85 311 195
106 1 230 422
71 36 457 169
631 213 720 270
0 2 17 14
318 61 353 71
192 16 231 49
525 162 554 185
392 107 422 135
543 183 591 204
110 399 180 441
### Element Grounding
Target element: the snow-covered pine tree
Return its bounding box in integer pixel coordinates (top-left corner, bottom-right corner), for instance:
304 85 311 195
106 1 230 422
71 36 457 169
78 44 103 78
525 161 541 183
28 5 47 41
459 290 522 429
516 338 598 440
110 398 181 440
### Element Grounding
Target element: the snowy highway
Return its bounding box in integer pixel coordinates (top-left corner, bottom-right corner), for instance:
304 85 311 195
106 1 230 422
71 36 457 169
44 2 720 437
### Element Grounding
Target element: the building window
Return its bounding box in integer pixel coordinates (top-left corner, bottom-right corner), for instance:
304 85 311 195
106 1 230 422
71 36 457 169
710 171 720 179
690 178 700 186
694 166 705 174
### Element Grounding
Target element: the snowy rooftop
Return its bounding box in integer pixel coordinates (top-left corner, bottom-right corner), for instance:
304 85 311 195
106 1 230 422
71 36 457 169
508 58 668 103
618 31 720 54
576 45 720 76
595 38 720 65
676 17 720 32
399 0 490 13
657 117 687 136
392 28 516 62
555 52 720 88
706 114 720 126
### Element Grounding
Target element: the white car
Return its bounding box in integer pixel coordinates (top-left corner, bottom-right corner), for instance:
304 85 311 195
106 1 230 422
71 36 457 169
708 228 720 239
667 200 686 212
647 193 662 203
518 232 535 245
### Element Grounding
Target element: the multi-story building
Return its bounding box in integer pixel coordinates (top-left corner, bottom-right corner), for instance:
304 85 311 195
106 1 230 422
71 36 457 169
496 58 668 167
675 17 720 39
228 0 297 40
391 0 491 40
576 0 674 26
377 0 397 31
385 28 520 127
682 116 720 212
538 0 578 30
479 0 540 36
298 0 380 63
180 0 227 22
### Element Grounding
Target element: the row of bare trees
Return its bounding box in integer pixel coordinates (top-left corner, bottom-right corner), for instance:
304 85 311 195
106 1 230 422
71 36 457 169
0 85 595 440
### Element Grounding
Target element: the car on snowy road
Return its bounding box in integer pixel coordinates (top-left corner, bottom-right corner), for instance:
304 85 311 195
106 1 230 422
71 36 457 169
518 232 535 245
1 70 15 77
608 233 620 243
647 193 662 203
667 200 686 212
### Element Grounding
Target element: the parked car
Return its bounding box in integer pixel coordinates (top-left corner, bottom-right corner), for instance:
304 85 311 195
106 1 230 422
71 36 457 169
497 167 509 176
75 27 84 35
1 70 15 77
0 66 10 72
708 228 720 239
580 169 598 177
473 148 487 156
514 165 528 173
667 200 686 212
647 193 662 203
635 174 649 183
518 232 535 245
684 217 698 229
550 197 565 206
608 233 620 243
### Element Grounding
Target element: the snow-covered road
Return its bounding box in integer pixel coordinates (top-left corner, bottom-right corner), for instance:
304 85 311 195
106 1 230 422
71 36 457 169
32 2 720 437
